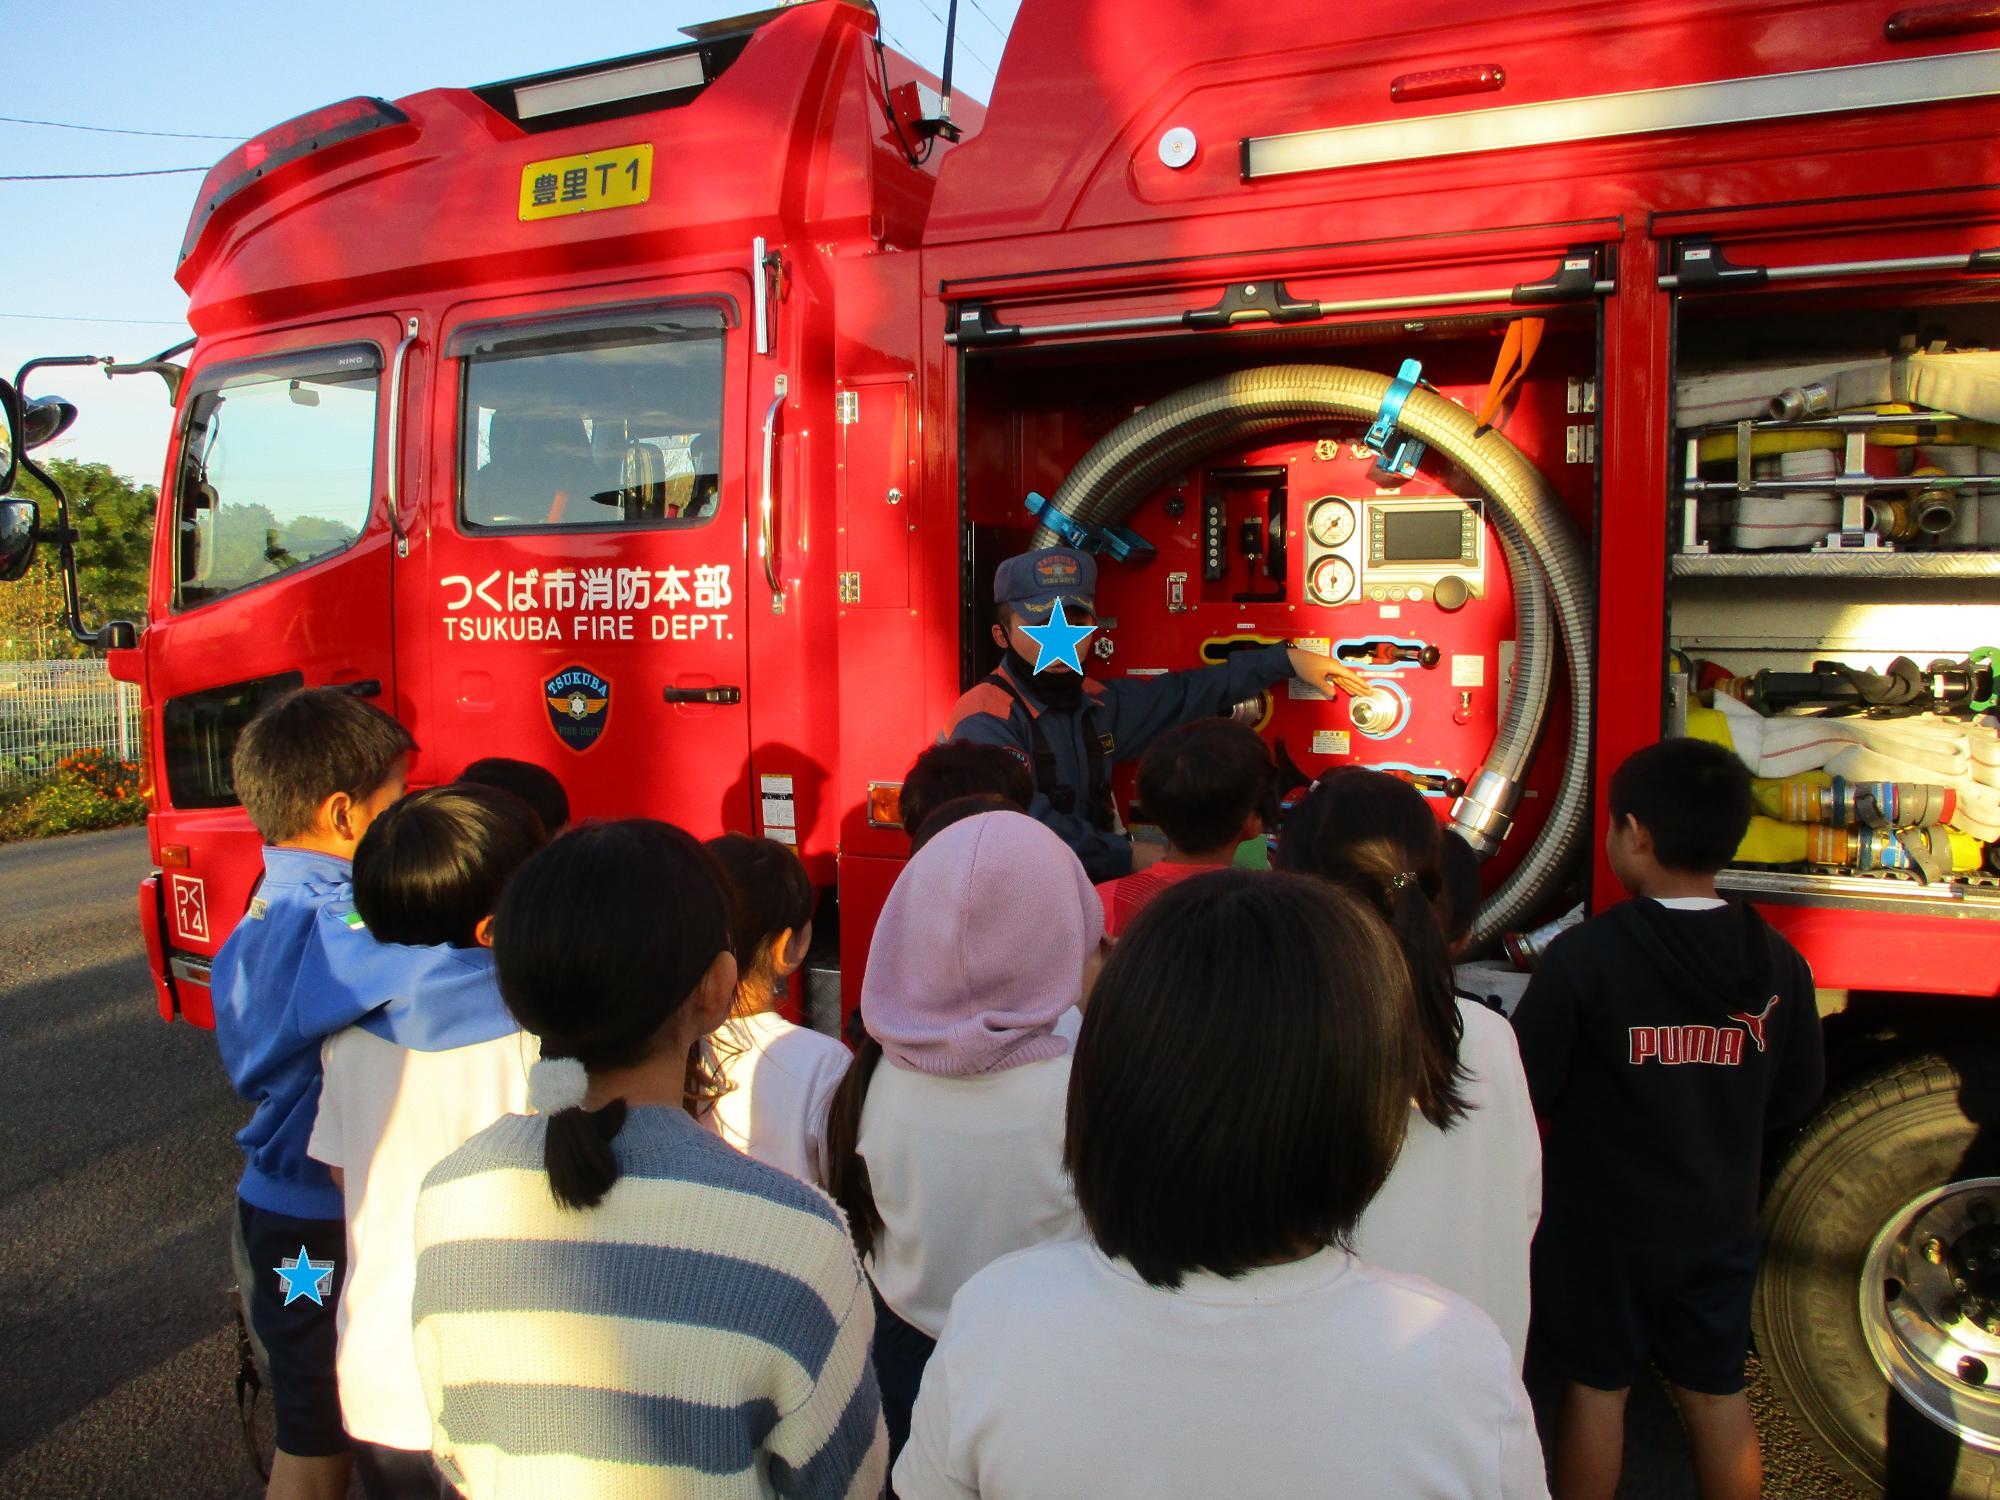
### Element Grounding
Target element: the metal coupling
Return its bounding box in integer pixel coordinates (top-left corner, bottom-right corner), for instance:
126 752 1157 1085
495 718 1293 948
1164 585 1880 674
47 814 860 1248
1449 768 1520 856
1768 382 1832 421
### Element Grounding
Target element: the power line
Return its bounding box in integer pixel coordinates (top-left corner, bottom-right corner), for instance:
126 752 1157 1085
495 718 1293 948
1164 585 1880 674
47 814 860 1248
0 167 207 181
0 312 186 326
0 113 244 142
905 0 998 78
963 0 1011 45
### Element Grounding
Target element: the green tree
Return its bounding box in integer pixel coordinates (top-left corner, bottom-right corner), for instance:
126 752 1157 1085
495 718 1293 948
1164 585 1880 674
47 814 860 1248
0 460 155 660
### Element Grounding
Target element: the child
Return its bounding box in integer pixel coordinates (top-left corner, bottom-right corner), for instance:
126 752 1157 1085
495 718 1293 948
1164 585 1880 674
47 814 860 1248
703 833 850 1184
1511 738 1824 1500
457 755 570 836
410 821 885 1499
823 810 1098 1462
1439 827 1483 957
1095 717 1273 939
1276 766 1541 1368
908 792 1019 853
306 785 545 1498
898 739 1033 847
893 871 1547 1499
210 686 414 1500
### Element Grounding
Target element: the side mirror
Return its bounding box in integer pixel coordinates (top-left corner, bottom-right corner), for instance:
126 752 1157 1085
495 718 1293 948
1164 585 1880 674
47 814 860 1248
21 393 78 449
0 499 38 582
0 378 18 495
95 618 139 651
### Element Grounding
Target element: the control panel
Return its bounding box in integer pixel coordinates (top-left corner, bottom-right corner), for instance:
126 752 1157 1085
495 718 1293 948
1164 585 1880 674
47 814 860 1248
1302 494 1486 608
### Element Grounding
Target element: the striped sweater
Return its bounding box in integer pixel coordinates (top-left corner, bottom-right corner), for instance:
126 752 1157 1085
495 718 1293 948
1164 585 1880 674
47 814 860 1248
411 1104 886 1499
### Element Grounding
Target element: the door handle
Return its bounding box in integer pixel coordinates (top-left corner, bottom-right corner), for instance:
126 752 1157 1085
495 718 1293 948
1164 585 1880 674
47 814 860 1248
760 374 788 598
387 315 419 558
662 685 742 705
337 679 384 698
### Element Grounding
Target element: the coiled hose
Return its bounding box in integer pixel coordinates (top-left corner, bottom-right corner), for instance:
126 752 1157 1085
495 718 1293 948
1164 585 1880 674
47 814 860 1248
1028 364 1594 947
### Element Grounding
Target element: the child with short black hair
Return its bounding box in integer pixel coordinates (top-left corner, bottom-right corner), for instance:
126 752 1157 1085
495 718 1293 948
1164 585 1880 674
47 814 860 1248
1276 767 1541 1368
893 871 1547 1499
308 784 544 1498
211 686 415 1500
907 792 1017 853
899 739 1033 847
1439 828 1484 955
410 821 885 1498
456 755 570 836
1096 717 1273 938
1512 737 1825 1500
703 833 850 1184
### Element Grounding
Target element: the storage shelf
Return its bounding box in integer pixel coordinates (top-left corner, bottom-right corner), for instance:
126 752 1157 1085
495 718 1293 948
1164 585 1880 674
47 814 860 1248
1719 868 2000 918
1672 551 2000 580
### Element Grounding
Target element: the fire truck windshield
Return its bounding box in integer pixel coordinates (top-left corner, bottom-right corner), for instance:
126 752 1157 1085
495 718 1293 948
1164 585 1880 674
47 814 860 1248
458 319 725 531
173 345 380 610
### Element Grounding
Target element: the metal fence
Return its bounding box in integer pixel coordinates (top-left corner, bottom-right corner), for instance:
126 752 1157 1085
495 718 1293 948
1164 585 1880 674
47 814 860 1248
0 659 141 786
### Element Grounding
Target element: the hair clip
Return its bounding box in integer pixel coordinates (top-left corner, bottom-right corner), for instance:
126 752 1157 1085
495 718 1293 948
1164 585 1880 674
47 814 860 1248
1387 871 1418 894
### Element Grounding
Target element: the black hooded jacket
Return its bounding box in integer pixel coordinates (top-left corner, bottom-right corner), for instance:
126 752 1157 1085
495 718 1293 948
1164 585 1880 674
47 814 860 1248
1511 898 1825 1244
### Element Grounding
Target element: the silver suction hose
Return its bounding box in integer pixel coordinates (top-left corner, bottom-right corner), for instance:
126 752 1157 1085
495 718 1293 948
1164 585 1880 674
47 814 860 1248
1028 363 1595 947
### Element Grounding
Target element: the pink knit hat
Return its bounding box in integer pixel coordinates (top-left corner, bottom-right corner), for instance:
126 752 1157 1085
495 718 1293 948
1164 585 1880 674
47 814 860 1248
861 810 1103 1076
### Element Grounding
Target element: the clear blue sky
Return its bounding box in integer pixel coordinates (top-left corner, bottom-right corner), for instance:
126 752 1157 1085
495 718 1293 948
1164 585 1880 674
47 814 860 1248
1 0 1016 486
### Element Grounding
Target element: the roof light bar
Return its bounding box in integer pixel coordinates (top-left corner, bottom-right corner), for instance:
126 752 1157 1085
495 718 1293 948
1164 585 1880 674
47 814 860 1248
513 53 706 120
1242 49 2000 180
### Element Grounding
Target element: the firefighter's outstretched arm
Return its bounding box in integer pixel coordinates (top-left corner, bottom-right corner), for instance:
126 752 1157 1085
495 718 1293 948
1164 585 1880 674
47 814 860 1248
947 706 1138 882
1100 641 1369 758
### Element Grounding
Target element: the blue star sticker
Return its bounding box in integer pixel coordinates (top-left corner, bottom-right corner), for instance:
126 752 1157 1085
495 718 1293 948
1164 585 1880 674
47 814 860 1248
1019 597 1097 675
275 1245 335 1307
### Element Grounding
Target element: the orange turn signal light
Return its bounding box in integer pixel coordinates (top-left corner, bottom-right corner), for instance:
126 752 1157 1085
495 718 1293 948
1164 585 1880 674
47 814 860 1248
867 783 904 829
160 844 190 868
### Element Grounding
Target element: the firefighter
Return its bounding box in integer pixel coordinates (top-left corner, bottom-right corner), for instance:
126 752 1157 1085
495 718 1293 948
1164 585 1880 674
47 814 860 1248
945 547 1371 882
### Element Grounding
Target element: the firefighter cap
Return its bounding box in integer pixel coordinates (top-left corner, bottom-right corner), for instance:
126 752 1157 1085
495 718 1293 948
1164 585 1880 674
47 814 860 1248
994 547 1096 615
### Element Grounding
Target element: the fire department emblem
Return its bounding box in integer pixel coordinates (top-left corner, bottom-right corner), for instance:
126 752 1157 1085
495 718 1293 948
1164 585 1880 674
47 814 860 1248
544 666 612 752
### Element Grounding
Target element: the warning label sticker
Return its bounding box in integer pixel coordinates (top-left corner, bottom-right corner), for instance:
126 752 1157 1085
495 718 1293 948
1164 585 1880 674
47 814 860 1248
760 773 797 832
1311 729 1352 757
1451 654 1486 688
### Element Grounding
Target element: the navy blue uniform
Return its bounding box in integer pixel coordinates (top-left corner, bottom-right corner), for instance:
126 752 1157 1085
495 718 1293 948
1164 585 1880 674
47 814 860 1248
945 643 1293 881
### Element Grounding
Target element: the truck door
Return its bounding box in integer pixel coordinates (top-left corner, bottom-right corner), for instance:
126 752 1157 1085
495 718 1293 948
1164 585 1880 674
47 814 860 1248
412 289 752 830
144 316 405 1023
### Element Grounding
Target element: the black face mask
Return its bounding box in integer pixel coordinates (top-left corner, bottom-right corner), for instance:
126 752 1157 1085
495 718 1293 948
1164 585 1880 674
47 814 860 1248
1004 645 1086 710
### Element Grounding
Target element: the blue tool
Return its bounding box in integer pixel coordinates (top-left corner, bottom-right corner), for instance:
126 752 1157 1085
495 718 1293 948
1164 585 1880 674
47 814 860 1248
1364 358 1429 484
1025 492 1155 562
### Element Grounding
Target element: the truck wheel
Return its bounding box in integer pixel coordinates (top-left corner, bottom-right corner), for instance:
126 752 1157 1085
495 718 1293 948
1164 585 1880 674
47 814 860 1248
1757 1051 2000 1496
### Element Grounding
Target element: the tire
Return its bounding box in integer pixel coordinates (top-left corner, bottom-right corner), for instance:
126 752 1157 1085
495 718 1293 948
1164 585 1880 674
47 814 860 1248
1757 1050 2000 1498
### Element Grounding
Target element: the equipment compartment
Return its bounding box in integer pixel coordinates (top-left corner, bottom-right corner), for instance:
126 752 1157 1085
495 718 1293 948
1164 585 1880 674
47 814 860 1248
956 308 1600 923
1665 289 2000 904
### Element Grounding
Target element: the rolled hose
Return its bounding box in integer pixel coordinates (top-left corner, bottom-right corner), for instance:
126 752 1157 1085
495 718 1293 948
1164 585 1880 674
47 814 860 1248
1029 364 1594 946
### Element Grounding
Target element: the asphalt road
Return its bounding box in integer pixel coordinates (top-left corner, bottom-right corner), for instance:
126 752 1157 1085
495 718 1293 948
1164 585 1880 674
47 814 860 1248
0 827 261 1500
0 825 1871 1499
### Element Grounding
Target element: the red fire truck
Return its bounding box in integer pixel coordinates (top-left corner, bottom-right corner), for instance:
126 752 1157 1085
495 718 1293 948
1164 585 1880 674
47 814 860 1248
3 0 1999 1487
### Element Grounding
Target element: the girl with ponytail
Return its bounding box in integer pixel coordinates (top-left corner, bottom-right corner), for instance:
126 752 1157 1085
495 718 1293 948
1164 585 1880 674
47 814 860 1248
408 820 885 1499
1276 768 1542 1368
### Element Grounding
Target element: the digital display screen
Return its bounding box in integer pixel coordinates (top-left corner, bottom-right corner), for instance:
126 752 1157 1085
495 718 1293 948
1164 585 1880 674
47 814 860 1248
1381 508 1466 562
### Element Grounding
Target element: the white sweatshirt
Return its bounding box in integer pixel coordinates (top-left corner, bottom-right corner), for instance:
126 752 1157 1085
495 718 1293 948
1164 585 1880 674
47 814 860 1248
857 1053 1083 1337
1350 999 1542 1368
705 1010 850 1186
895 1240 1549 1500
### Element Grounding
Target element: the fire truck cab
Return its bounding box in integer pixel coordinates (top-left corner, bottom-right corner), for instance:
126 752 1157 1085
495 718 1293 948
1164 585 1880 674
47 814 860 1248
3 0 2000 1490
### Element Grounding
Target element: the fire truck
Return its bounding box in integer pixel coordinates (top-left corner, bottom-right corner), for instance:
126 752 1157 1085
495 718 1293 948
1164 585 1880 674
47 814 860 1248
3 0 2000 1487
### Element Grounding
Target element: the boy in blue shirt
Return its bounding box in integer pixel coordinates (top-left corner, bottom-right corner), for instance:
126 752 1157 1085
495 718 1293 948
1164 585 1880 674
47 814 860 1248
211 686 415 1500
309 785 545 1499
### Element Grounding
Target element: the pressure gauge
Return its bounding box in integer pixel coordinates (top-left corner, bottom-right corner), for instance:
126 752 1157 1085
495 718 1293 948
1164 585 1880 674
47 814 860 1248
1307 497 1356 547
1309 555 1356 605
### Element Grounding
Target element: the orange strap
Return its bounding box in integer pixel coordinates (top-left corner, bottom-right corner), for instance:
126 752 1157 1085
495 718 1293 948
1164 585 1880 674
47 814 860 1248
547 488 568 525
1475 317 1544 429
